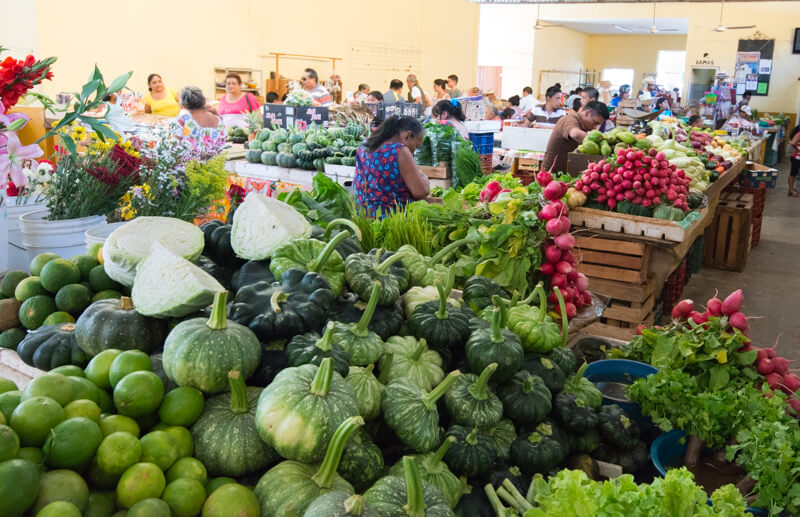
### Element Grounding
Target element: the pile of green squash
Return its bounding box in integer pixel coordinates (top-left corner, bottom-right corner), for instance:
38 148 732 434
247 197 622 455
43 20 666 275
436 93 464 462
245 123 364 171
0 211 648 517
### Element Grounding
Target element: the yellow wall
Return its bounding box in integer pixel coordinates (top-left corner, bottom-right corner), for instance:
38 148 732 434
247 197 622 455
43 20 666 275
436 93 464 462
532 26 589 98
584 34 687 89
30 0 479 102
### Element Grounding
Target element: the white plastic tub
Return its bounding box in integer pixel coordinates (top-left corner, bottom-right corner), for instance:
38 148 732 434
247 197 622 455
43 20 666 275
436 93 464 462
20 209 106 261
86 221 127 245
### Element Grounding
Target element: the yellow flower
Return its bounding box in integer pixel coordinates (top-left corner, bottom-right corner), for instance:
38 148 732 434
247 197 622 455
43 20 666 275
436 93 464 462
716 350 728 364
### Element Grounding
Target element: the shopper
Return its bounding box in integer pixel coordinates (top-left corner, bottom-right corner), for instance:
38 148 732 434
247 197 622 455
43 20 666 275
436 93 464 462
300 68 333 107
218 73 261 115
354 115 430 218
486 105 502 122
384 79 404 104
406 74 431 108
580 87 599 108
432 99 469 139
671 87 681 108
143 73 180 117
519 86 536 113
432 79 451 102
609 85 630 109
542 101 609 174
654 97 673 120
789 124 800 197
526 86 566 125
688 115 704 128
367 91 383 103
355 83 370 103
507 95 522 117
170 86 226 160
447 74 462 99
266 91 279 103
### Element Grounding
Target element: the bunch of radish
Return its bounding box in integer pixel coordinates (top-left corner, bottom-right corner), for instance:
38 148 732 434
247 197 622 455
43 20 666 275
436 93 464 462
536 170 590 320
575 148 692 211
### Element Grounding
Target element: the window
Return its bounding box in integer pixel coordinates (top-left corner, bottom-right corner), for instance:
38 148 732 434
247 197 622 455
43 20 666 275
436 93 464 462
656 50 687 94
601 68 635 93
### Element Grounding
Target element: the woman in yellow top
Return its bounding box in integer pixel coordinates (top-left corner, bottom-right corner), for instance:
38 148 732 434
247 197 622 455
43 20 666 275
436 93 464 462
143 73 180 116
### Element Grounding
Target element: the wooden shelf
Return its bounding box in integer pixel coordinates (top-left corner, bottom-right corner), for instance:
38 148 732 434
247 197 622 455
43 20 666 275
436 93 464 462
214 67 263 97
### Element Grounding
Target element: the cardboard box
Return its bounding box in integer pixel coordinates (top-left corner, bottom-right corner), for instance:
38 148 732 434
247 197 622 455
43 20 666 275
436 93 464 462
501 126 553 151
567 152 604 177
741 161 779 188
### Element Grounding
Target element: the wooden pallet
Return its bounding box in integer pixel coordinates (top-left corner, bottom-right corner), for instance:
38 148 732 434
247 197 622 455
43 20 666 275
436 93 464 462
569 206 703 243
587 274 657 303
703 197 753 272
575 236 651 285
419 162 450 179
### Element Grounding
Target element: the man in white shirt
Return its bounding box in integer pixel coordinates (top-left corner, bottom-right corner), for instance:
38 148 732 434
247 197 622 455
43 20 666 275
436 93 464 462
519 86 536 114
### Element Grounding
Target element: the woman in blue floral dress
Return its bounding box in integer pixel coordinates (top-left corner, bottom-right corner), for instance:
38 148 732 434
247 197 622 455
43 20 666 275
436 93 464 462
169 86 227 161
354 115 430 218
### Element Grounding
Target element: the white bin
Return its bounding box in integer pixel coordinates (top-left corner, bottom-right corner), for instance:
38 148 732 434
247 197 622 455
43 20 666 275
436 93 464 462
20 209 106 262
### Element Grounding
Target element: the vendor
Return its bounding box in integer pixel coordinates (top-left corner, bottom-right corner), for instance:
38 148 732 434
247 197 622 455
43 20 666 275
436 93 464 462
724 104 754 133
143 73 180 117
609 85 630 109
170 86 226 160
688 115 704 128
542 101 609 174
218 73 261 115
432 79 451 102
526 86 566 125
654 97 673 119
432 99 469 139
354 115 430 218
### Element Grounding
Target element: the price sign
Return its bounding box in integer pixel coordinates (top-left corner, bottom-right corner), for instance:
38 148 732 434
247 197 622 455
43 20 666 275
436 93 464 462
263 104 289 129
295 106 329 129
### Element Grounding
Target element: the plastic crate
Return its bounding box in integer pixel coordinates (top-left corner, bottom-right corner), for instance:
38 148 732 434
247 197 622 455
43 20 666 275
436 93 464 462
660 259 687 313
724 184 765 217
751 215 762 249
469 132 494 155
479 153 493 174
686 236 705 276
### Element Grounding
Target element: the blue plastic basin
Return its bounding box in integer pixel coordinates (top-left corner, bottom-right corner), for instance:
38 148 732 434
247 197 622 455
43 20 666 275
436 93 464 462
651 430 768 516
584 359 658 429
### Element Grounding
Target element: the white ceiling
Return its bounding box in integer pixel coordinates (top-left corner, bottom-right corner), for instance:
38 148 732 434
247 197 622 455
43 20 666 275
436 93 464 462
540 17 689 34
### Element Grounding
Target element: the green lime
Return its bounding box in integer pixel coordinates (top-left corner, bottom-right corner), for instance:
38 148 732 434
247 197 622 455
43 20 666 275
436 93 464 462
17 446 44 464
40 259 81 293
49 365 85 378
36 500 82 517
89 266 122 293
10 396 65 447
0 390 21 422
14 276 47 302
205 476 237 494
158 386 204 427
55 284 91 315
87 243 103 260
100 414 140 438
162 478 206 517
0 328 26 350
68 376 102 406
0 378 18 394
97 431 142 475
1 270 29 297
128 497 171 517
113 371 163 418
85 348 122 390
108 350 152 388
0 424 20 462
201 483 260 517
139 430 178 471
71 254 100 281
43 417 102 470
164 425 193 459
166 457 207 485
91 290 123 302
84 491 116 517
64 399 102 422
22 373 73 406
116 462 166 509
42 311 76 325
18 295 57 330
32 468 90 513
96 388 114 413
29 252 60 276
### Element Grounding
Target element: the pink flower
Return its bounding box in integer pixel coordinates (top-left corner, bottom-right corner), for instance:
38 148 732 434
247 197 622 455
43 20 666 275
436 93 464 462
0 133 43 188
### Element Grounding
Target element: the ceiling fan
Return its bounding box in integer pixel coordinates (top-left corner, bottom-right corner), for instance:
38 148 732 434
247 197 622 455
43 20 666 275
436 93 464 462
615 2 680 34
534 3 563 30
713 0 755 32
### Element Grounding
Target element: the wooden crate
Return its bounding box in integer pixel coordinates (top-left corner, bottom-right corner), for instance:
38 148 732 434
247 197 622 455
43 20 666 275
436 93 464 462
569 206 702 243
703 197 753 272
574 236 652 285
587 273 656 303
419 162 450 179
584 312 655 342
566 152 603 177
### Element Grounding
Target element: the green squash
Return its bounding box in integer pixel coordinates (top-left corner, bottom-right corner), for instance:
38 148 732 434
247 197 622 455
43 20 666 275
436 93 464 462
276 152 296 168
398 238 475 287
597 404 640 451
409 268 471 359
379 336 443 391
191 371 278 477
462 275 508 314
465 305 523 383
442 425 497 478
388 436 462 509
163 291 261 394
365 456 454 517
552 391 598 434
345 364 384 420
230 260 274 293
344 249 410 306
270 233 348 296
230 268 334 342
16 323 89 370
261 150 278 165
75 297 167 357
561 362 603 410
383 371 460 453
338 429 384 492
403 286 461 321
255 415 363 516
332 283 385 366
200 220 245 270
500 370 552 425
486 418 517 463
445 363 502 428
568 428 601 454
507 284 567 353
521 354 565 394
548 346 578 376
510 421 568 475
246 149 262 163
303 492 379 517
329 293 404 341
286 322 351 377
256 358 359 462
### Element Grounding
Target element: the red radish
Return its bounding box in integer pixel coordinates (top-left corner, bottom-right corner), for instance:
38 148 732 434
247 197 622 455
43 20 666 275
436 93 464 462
561 287 574 303
539 204 559 220
737 342 755 353
556 261 572 275
602 163 612 173
781 374 800 394
772 357 792 375
567 269 578 282
544 181 566 201
582 292 592 305
672 299 694 320
561 250 575 264
721 289 743 316
787 398 800 416
558 216 571 234
546 217 566 236
766 372 783 389
576 273 589 292
540 262 555 275
575 180 584 190
688 311 707 325
554 233 575 250
758 357 775 375
556 302 577 319
551 273 567 289
729 312 749 332
537 170 553 187
545 244 562 264
636 324 646 335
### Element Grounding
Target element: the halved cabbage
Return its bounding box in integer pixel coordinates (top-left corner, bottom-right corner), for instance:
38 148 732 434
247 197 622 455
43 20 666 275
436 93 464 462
230 192 311 260
131 242 223 318
102 216 204 287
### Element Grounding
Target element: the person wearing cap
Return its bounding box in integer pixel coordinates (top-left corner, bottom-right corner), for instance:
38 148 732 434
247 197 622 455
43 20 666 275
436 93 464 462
724 104 754 133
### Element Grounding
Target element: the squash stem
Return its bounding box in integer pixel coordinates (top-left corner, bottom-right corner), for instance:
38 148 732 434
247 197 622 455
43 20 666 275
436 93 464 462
270 291 288 314
468 363 497 401
316 322 336 352
434 283 449 320
422 370 460 410
501 479 534 511
484 484 509 517
324 218 362 242
344 494 366 515
490 307 504 343
206 291 229 330
554 286 568 346
119 296 134 311
375 249 410 275
411 340 427 361
401 456 427 517
377 353 393 384
535 283 548 323
310 415 364 488
355 282 381 336
227 370 249 414
310 357 335 396
432 435 456 465
521 283 541 306
430 237 476 264
497 486 530 514
465 427 479 446
308 230 349 273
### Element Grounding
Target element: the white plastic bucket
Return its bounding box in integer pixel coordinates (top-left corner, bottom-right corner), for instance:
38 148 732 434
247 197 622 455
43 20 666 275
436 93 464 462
86 221 127 245
0 200 7 273
4 199 46 272
20 209 107 262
